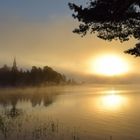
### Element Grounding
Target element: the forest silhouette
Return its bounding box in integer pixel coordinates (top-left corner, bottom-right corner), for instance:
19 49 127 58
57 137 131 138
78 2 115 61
0 58 67 87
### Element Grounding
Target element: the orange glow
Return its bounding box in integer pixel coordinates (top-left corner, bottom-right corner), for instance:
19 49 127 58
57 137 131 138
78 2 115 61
90 54 129 76
97 90 127 111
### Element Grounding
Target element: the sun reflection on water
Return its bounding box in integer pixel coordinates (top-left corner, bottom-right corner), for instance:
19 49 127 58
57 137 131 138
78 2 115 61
101 94 123 109
97 89 127 111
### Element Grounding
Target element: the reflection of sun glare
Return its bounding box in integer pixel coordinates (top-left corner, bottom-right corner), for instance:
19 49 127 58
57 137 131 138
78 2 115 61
90 55 129 76
99 90 126 110
102 94 122 108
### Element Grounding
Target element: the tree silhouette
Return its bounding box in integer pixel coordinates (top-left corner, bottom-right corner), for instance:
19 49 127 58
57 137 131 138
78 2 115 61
69 0 140 56
0 63 67 87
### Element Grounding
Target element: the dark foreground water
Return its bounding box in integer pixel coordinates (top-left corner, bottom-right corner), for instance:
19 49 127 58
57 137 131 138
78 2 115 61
0 84 140 140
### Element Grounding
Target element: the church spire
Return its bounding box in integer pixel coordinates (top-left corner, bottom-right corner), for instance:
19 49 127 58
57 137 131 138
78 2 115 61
12 57 18 71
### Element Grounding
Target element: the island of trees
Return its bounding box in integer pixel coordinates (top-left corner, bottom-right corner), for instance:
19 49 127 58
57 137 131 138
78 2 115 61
0 58 70 87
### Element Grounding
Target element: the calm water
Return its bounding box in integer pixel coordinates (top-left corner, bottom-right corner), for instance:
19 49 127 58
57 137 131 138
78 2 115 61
0 84 140 140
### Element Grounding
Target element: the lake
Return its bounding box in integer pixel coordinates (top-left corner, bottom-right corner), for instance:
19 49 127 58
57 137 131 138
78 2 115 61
0 84 140 140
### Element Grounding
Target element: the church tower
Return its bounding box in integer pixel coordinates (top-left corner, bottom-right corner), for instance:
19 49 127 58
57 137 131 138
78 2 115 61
12 57 18 71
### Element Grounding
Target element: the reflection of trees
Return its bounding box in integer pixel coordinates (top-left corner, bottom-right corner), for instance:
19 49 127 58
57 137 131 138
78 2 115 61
5 105 22 118
31 93 54 107
0 90 56 112
0 94 56 140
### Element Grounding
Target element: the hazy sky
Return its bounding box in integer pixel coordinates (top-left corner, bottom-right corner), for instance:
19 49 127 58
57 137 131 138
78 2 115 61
0 0 139 80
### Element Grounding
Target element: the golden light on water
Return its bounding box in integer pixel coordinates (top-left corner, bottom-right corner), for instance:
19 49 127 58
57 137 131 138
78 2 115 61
98 90 127 111
101 94 123 109
90 54 129 76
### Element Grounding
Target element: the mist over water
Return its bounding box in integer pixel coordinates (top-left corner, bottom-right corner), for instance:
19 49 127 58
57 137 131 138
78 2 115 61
0 84 140 140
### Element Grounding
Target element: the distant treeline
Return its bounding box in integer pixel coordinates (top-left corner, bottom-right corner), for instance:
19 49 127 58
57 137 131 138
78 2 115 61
0 64 70 86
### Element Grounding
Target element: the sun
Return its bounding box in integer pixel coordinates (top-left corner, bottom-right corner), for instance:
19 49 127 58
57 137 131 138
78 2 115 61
91 55 129 76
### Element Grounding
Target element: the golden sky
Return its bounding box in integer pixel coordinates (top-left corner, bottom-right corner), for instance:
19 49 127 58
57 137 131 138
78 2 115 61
0 1 139 82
